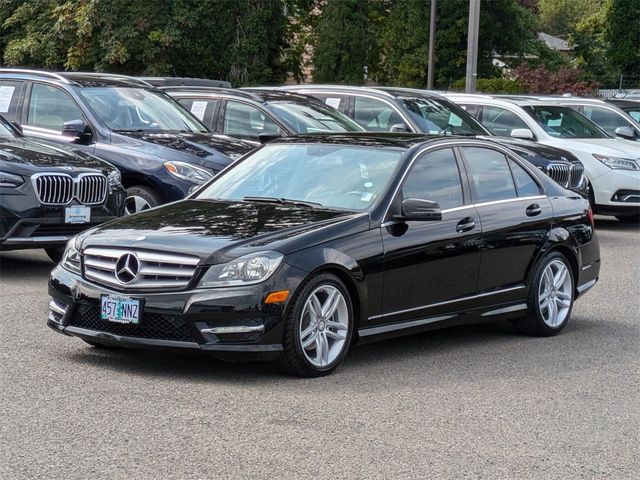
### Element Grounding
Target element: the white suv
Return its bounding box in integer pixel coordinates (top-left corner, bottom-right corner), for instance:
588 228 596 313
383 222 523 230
445 94 640 222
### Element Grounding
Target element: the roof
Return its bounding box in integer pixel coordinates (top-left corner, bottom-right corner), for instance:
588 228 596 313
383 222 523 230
269 132 496 150
58 72 153 87
166 87 320 105
537 32 572 51
279 84 397 98
140 77 232 88
443 93 569 107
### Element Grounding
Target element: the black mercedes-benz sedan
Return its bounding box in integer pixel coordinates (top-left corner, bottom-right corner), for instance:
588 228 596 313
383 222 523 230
48 134 600 376
0 115 125 262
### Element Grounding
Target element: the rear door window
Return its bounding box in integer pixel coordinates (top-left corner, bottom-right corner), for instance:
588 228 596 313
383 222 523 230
0 80 26 121
27 83 84 131
311 94 349 112
462 147 518 203
176 98 217 129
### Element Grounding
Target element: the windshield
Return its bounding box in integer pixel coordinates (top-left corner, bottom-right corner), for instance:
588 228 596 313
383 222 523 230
0 115 16 138
401 97 487 135
267 102 364 133
523 105 608 138
197 144 404 211
79 87 208 133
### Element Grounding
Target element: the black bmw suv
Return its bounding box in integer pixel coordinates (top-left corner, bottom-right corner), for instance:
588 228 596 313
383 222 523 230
0 70 254 214
0 114 125 262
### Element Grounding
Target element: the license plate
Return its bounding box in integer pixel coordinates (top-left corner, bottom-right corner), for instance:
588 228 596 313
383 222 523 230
65 205 91 224
100 294 142 325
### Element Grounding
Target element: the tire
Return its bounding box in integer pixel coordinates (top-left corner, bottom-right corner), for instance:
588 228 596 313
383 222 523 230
512 251 575 337
615 214 640 224
124 186 161 215
45 247 64 264
278 273 355 377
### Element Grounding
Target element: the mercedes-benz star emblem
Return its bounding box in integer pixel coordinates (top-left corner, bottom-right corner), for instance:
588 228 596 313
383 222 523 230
115 253 140 284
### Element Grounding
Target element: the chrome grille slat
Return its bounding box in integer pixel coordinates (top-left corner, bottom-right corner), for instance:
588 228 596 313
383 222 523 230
83 247 200 291
546 163 570 188
32 173 107 205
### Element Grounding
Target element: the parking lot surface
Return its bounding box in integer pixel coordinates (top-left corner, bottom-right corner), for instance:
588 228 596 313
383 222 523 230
0 218 638 480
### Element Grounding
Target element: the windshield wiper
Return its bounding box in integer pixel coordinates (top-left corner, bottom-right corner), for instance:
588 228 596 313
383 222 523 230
113 129 146 133
242 196 324 208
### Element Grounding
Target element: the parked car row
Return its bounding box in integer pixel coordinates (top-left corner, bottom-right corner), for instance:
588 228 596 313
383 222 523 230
0 69 622 375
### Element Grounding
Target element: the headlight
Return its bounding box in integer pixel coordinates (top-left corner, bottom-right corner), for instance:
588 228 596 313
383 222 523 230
0 171 24 188
593 154 639 170
164 161 214 184
198 251 284 288
61 240 81 273
107 169 121 188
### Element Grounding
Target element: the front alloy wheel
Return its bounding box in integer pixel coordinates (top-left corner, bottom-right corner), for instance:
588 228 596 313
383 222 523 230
279 273 354 377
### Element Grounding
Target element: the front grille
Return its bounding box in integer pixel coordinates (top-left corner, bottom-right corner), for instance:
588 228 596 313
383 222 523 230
69 304 195 342
83 247 200 291
77 174 108 204
33 173 107 206
546 163 584 189
35 174 74 204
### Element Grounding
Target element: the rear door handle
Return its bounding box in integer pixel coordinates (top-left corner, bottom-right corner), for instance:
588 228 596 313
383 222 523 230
526 203 542 217
456 217 475 233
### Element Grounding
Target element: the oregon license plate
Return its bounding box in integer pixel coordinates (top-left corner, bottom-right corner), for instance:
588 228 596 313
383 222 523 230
100 294 141 324
65 205 91 224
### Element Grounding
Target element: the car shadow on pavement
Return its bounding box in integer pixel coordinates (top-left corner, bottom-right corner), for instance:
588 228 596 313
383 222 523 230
595 217 639 231
58 318 615 384
0 251 55 280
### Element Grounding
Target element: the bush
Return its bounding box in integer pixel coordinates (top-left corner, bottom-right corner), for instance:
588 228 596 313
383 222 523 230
511 64 600 95
450 77 522 93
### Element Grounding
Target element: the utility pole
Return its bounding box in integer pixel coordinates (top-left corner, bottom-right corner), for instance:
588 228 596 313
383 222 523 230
427 0 437 89
465 0 480 93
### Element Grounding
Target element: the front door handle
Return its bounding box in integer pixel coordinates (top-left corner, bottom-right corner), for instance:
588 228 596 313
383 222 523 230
456 217 475 233
526 203 542 217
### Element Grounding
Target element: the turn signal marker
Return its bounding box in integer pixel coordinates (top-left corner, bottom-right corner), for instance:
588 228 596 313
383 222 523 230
265 290 289 304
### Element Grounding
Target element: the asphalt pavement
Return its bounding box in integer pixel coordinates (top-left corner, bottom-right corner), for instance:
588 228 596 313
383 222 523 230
0 217 638 479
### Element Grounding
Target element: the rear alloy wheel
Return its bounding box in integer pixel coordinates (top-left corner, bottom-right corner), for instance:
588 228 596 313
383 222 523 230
124 186 161 215
279 274 354 377
45 247 64 264
512 252 575 336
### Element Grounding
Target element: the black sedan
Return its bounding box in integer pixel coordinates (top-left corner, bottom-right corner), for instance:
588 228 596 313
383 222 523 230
48 134 600 376
0 115 125 262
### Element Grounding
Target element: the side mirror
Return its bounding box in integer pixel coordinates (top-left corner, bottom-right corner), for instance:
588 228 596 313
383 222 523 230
10 121 22 134
614 126 636 140
396 198 442 221
258 132 282 144
389 123 411 133
62 119 92 144
510 128 534 140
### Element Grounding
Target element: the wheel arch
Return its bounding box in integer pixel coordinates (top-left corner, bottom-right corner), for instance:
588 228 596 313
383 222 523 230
528 231 580 293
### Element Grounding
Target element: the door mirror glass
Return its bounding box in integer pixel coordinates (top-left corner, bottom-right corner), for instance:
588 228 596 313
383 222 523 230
62 119 92 143
510 128 534 140
389 123 411 133
397 198 442 221
614 126 636 140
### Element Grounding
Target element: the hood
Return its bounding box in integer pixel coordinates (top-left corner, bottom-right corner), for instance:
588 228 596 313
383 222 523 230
0 136 113 175
79 199 369 263
549 138 640 159
493 137 580 165
113 131 255 171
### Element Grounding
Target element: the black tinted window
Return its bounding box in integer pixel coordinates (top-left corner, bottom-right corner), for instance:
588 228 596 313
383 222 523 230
509 159 541 197
402 148 464 209
463 147 517 202
353 96 405 131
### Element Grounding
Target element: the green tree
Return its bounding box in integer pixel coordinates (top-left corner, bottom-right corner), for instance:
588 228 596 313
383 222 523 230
313 0 370 84
603 0 640 78
538 0 602 35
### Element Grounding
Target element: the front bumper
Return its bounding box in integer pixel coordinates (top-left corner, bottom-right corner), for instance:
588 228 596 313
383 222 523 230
590 168 640 214
47 262 307 361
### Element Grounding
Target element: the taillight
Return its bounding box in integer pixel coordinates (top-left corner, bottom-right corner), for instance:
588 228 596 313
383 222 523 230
587 206 594 226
